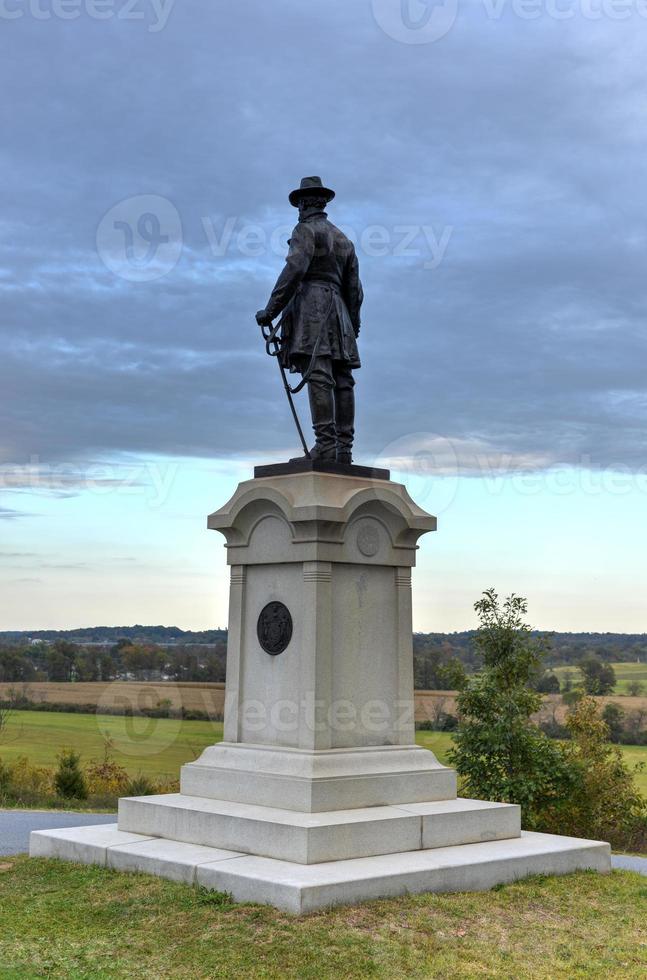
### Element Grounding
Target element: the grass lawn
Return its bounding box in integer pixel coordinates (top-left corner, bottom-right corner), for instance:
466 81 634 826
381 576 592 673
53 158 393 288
0 710 223 780
0 857 645 979
553 661 647 695
1 712 646 797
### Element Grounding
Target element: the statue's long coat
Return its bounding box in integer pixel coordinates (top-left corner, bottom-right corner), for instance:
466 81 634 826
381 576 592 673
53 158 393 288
265 210 363 371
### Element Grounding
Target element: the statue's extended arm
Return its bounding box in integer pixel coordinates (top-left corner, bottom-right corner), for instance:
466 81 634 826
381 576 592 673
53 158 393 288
258 223 315 324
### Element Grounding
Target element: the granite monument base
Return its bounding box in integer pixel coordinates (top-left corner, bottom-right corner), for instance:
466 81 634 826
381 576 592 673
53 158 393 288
31 469 611 911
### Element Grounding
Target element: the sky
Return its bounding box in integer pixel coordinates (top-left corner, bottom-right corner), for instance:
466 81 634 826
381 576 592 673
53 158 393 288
1 0 646 633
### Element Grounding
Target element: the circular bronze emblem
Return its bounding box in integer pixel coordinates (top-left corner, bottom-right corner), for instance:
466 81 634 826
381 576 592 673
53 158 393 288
356 521 380 557
257 601 293 656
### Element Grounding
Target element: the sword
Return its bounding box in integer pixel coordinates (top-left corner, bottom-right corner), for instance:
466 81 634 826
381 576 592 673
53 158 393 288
259 318 312 459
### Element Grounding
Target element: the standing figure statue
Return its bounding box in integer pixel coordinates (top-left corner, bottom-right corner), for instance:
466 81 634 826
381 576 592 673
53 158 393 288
256 176 363 464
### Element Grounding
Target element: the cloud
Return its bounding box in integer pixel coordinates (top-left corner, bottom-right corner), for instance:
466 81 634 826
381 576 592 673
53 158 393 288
0 551 40 557
0 507 39 521
0 460 145 495
1 2 646 483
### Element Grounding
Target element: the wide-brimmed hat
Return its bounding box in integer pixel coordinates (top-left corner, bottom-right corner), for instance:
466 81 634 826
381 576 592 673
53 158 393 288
289 175 335 207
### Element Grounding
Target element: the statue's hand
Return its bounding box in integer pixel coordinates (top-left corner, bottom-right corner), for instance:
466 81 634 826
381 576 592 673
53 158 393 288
256 309 272 327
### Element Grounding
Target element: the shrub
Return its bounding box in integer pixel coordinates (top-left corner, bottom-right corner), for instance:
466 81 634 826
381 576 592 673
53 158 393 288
0 755 55 806
54 749 88 800
126 774 156 796
578 655 616 696
535 672 560 694
540 697 647 850
562 689 583 707
439 712 459 731
416 712 458 732
0 758 11 794
538 718 569 740
180 708 213 721
85 758 130 797
627 680 645 697
436 660 468 691
624 707 647 744
560 670 574 693
601 702 624 743
448 590 571 827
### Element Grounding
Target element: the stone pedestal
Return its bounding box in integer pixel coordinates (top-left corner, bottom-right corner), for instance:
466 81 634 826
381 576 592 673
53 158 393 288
181 470 454 811
31 470 610 912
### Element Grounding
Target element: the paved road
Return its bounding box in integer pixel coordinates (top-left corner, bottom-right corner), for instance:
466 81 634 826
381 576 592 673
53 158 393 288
611 854 647 874
2 812 646 875
1 810 116 856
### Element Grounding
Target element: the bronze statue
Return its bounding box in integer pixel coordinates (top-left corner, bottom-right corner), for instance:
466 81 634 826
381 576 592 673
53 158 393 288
256 176 363 464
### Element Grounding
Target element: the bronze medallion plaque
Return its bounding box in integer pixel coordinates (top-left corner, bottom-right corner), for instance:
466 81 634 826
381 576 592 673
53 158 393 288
356 521 380 557
257 601 293 656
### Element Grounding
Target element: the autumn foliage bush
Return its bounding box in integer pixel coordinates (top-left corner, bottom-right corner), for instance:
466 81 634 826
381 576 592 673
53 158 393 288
450 590 647 852
0 755 54 805
0 738 178 810
539 696 647 851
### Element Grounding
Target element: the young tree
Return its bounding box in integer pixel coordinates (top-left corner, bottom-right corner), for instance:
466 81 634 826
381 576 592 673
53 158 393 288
0 647 35 682
54 749 88 800
551 697 646 849
121 644 165 681
0 686 21 747
625 707 647 743
46 641 78 682
535 672 560 694
601 702 625 743
578 655 616 696
0 703 13 746
436 658 467 691
448 589 570 827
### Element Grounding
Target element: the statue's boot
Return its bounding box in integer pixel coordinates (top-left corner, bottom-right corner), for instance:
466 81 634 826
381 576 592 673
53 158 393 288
290 362 336 462
334 365 355 465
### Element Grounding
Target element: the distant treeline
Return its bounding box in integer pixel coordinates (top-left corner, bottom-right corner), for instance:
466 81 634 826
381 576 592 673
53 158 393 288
412 630 647 678
0 627 645 689
0 625 227 645
0 637 227 684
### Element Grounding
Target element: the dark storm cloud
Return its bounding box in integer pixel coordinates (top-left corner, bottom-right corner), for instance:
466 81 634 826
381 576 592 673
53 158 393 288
1 0 646 481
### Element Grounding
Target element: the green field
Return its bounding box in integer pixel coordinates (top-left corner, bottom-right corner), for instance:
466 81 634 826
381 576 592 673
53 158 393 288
1 711 645 798
0 710 222 780
553 661 647 695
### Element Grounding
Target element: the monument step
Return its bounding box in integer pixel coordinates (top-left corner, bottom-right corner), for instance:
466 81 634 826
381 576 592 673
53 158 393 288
30 825 610 915
181 743 457 812
116 794 520 865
